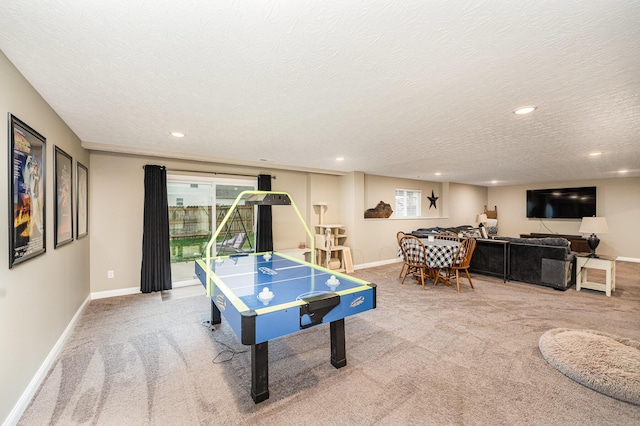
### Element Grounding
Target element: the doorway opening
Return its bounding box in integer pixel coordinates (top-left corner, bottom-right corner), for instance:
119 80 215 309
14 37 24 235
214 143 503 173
167 175 256 286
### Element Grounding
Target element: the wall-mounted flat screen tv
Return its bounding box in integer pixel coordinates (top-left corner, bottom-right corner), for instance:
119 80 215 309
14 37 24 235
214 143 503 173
526 186 596 219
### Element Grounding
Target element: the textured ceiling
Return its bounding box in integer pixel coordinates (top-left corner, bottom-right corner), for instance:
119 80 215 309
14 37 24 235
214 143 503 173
1 0 639 185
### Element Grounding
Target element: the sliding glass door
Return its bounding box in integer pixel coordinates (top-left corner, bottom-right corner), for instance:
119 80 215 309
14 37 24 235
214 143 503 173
167 175 255 285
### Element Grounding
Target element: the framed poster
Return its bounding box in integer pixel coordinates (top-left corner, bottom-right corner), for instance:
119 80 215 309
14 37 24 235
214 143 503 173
54 146 73 248
8 114 46 268
76 162 88 238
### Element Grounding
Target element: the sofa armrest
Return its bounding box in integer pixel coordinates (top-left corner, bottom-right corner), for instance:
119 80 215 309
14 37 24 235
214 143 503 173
508 242 574 290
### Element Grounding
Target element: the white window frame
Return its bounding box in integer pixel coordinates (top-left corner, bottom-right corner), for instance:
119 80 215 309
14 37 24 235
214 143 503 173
395 188 422 218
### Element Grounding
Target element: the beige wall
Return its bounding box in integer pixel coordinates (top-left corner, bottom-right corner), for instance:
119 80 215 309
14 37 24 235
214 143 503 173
488 178 640 258
89 153 350 292
89 152 323 292
89 152 490 294
352 179 488 265
0 50 90 424
87 153 640 296
363 174 444 218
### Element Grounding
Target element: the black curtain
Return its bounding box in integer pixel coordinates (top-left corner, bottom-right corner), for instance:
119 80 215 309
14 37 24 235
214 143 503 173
140 165 172 293
256 174 273 252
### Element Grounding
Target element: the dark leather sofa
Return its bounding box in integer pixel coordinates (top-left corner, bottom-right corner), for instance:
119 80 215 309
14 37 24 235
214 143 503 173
472 236 576 290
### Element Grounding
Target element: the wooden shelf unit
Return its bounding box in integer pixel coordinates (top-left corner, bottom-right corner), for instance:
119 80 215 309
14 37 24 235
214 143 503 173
312 203 354 273
315 224 353 273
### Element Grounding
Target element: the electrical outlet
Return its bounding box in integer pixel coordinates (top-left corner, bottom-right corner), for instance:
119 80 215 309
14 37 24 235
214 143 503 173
107 270 114 279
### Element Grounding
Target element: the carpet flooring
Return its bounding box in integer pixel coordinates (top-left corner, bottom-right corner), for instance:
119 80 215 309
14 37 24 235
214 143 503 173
18 261 640 425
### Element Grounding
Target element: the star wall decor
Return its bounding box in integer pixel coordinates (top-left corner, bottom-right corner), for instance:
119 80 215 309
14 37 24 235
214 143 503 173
428 190 439 209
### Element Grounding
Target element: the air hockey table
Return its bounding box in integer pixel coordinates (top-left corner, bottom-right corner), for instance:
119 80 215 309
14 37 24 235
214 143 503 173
195 251 377 403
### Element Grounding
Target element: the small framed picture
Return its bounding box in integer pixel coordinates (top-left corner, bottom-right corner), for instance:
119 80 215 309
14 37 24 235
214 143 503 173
8 114 46 268
76 162 88 238
54 146 73 248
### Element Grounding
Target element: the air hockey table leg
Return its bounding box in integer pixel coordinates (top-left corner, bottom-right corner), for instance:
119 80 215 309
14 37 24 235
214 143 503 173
211 299 221 325
251 342 269 403
330 319 347 368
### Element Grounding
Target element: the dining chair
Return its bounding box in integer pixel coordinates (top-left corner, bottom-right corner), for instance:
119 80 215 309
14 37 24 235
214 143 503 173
397 231 408 278
400 236 430 289
444 237 477 293
434 231 460 279
435 231 460 241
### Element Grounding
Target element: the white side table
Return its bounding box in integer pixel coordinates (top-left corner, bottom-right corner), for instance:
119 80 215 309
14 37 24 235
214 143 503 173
576 255 616 297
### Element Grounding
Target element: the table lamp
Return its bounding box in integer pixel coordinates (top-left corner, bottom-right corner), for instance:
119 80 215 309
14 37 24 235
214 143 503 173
475 213 488 227
578 216 609 258
475 214 488 238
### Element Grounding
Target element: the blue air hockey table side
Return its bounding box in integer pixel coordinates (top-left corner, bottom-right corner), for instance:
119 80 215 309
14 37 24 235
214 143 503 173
195 251 377 403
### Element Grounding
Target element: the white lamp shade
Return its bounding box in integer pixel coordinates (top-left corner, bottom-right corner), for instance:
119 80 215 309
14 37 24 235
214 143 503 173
579 216 609 234
476 213 488 223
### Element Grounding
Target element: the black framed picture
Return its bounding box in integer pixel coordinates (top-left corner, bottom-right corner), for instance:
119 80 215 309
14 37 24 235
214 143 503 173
76 161 88 238
54 146 73 248
8 114 46 268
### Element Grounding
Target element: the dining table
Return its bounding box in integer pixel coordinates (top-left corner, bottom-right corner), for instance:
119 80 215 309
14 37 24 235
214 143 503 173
418 238 460 269
420 238 461 286
398 238 461 284
398 238 460 268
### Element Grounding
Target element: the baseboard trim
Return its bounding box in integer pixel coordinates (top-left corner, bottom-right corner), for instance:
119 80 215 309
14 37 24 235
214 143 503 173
90 281 199 299
354 257 402 270
90 286 140 300
172 279 201 288
617 256 640 263
3 294 91 426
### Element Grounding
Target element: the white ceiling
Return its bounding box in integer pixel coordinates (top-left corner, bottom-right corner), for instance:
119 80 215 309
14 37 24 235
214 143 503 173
1 0 639 186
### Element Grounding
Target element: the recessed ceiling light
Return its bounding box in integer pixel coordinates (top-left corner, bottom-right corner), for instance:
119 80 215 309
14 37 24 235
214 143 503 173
491 180 498 184
434 172 442 176
618 169 628 174
589 152 603 156
336 157 344 161
513 106 537 115
170 132 185 138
